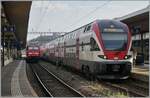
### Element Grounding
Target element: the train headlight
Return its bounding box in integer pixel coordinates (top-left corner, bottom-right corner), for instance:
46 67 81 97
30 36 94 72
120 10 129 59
104 56 107 59
125 55 132 59
98 55 107 59
125 56 128 59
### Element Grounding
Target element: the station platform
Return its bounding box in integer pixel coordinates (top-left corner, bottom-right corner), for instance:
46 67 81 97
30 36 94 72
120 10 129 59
1 60 37 97
131 64 149 82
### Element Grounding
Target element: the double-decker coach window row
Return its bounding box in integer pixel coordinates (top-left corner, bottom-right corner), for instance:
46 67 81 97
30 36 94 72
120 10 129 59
65 53 76 58
44 22 93 55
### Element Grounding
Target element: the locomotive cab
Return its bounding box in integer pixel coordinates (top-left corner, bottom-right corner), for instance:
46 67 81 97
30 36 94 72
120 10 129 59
91 20 133 79
26 46 40 63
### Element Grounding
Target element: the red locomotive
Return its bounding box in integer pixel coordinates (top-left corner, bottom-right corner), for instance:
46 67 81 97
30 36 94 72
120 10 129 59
26 45 40 63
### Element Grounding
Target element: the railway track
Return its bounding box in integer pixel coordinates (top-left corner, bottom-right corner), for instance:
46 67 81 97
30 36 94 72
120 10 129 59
98 79 149 97
127 78 149 96
32 61 148 97
130 77 149 88
30 63 85 97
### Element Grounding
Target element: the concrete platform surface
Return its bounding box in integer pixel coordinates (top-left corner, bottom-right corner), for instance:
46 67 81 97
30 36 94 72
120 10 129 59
132 64 149 76
2 60 37 97
131 64 149 82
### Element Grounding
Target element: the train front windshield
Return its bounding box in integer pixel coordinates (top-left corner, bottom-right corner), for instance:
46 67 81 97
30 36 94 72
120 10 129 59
101 31 127 51
98 20 129 51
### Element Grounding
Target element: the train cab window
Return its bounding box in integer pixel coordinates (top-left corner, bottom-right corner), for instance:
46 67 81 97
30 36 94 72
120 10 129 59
90 38 100 51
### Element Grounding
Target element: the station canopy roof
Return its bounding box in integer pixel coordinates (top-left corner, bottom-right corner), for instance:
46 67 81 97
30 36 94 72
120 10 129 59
2 1 32 48
115 6 149 24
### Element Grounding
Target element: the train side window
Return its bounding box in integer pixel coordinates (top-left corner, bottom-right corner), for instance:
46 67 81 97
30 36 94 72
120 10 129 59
72 33 75 39
84 27 87 32
84 25 91 33
72 33 74 39
90 38 100 51
71 33 73 39
69 34 71 39
86 25 91 31
74 32 76 38
81 42 84 51
66 35 68 40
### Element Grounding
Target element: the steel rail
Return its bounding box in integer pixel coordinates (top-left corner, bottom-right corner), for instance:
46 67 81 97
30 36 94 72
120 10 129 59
100 81 147 97
38 63 85 97
30 64 53 97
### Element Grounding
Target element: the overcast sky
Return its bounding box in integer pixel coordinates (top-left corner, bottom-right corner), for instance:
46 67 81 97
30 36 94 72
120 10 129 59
27 0 149 41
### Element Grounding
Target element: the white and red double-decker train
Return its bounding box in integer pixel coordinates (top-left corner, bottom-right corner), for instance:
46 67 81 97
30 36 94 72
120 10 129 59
41 19 133 79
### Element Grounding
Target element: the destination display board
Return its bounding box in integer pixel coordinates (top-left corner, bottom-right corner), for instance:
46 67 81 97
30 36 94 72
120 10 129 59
103 28 124 32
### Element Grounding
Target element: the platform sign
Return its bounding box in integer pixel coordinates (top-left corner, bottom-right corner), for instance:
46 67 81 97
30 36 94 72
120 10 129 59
10 26 15 32
2 25 8 32
2 25 16 33
2 25 16 41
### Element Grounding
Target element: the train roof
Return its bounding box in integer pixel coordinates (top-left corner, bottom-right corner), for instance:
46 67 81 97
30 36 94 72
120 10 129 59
42 19 124 44
51 20 95 40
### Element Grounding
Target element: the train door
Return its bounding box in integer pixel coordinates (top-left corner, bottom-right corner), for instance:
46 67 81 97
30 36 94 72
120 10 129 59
76 38 80 70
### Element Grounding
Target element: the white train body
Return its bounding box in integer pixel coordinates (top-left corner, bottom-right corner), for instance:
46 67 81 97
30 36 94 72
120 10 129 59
41 19 133 79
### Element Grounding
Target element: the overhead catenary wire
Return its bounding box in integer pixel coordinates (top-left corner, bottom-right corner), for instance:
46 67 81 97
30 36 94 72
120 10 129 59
32 1 111 35
34 1 44 32
35 1 50 33
62 0 111 32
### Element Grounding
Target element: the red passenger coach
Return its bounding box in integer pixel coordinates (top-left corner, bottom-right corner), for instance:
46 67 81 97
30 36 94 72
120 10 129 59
26 46 40 63
41 19 133 79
